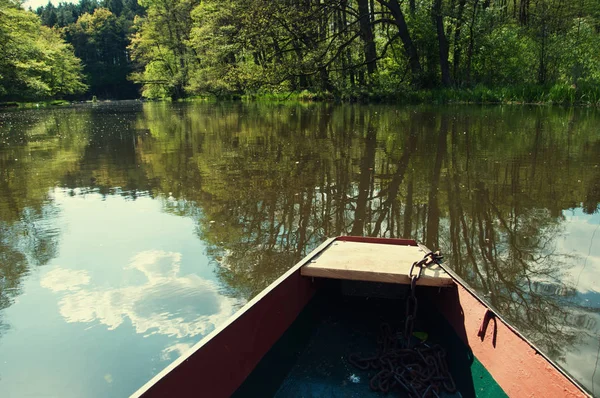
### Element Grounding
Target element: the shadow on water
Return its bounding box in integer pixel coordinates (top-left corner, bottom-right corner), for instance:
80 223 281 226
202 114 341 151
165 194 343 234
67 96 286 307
0 102 599 393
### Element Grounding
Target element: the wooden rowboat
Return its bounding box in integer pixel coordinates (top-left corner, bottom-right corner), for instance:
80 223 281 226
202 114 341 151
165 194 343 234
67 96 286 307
132 236 589 398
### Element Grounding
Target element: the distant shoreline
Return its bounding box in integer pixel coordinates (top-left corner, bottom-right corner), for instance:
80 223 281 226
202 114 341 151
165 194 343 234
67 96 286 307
4 89 599 109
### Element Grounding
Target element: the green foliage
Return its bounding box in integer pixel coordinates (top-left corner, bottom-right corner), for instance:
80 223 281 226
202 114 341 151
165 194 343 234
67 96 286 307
474 25 537 85
180 0 600 101
0 0 86 100
189 0 246 96
128 0 199 99
558 18 600 84
24 0 600 103
66 7 136 98
36 0 144 99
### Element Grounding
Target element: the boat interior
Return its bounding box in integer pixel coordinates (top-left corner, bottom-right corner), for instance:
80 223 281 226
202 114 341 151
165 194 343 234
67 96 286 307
233 279 506 398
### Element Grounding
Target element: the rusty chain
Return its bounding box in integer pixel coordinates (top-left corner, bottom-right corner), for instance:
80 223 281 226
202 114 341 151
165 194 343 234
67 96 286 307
405 250 443 348
348 324 456 398
348 250 455 398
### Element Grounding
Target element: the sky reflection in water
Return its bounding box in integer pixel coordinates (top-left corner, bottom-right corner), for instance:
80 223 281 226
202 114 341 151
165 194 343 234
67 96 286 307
0 189 241 397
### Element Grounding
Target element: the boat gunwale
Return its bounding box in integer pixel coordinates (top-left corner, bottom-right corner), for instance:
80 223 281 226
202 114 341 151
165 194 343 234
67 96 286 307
416 240 590 397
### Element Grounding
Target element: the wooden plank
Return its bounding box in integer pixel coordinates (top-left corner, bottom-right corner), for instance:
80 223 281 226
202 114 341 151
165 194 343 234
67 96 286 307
301 240 453 287
337 235 417 246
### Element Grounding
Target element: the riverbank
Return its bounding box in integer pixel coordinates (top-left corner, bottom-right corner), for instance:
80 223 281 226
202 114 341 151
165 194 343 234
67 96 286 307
242 83 600 106
0 99 139 109
0 100 72 108
4 83 600 108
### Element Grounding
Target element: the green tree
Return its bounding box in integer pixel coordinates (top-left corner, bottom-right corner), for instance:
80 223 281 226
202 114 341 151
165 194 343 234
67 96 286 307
0 0 86 100
29 0 600 101
35 0 144 99
128 0 199 99
105 0 123 16
39 1 57 26
38 26 89 96
66 7 136 98
55 3 77 27
188 0 264 96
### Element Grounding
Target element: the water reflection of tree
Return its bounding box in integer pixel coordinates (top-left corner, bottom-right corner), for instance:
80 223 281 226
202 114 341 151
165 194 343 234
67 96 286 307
423 110 595 362
444 178 578 361
135 103 600 362
0 108 92 335
0 104 159 335
60 104 157 196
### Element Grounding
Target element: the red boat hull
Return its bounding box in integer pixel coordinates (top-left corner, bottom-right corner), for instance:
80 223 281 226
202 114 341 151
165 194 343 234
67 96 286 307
132 236 588 398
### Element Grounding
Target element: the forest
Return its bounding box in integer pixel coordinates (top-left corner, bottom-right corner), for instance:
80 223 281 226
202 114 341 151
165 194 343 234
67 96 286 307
1 0 599 102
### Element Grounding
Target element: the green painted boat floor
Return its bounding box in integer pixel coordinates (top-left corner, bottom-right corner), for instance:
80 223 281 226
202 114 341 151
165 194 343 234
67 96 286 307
234 285 507 398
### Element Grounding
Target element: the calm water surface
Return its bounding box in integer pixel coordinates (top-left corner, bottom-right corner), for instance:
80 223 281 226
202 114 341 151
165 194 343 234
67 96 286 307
0 102 599 397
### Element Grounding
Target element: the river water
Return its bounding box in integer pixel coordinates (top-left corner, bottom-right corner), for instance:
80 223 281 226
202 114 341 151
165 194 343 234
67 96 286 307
0 101 599 397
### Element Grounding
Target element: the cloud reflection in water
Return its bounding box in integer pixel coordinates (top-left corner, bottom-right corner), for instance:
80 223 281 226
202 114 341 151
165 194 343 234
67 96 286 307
41 250 241 339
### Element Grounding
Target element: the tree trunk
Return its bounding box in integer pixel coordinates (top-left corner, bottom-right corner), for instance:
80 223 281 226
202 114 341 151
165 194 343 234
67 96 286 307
377 0 423 86
294 44 309 89
519 0 529 25
358 0 378 76
466 0 479 85
320 67 334 92
341 1 356 86
452 0 466 84
336 8 348 85
433 0 451 86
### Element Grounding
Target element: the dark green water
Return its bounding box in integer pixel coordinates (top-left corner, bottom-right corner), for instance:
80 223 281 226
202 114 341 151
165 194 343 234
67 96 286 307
0 101 599 397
